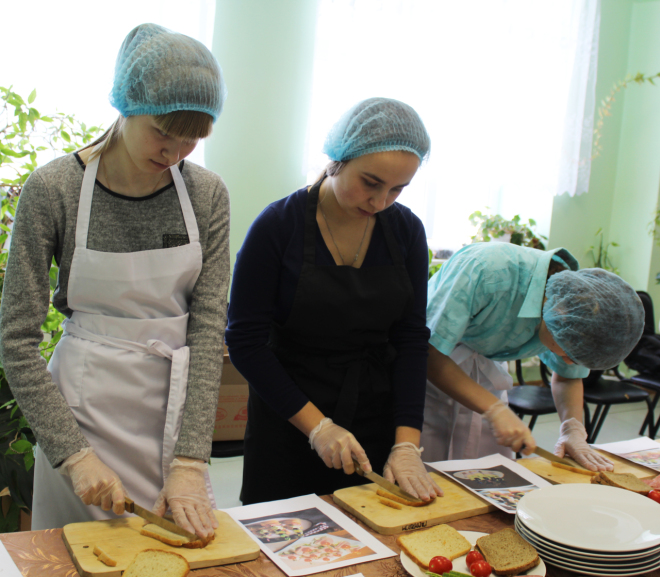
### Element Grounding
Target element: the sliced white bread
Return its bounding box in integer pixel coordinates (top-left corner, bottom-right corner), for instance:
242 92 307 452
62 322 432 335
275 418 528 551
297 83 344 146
93 544 118 567
123 549 190 577
396 524 471 569
141 523 214 548
590 472 650 495
475 528 539 576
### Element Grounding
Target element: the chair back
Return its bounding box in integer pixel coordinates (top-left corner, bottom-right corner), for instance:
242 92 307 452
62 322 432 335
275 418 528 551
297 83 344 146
637 291 656 336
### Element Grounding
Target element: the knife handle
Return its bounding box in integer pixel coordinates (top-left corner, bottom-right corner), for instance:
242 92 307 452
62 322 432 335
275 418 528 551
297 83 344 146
352 458 365 477
124 497 135 513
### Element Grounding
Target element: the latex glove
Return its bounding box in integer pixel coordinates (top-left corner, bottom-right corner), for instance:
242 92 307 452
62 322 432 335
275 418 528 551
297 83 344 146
383 442 443 501
153 458 218 540
483 400 536 454
555 418 613 471
60 447 127 515
308 417 371 474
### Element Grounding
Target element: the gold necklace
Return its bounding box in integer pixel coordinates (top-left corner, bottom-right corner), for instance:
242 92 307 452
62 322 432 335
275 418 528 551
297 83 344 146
102 156 165 195
319 190 370 266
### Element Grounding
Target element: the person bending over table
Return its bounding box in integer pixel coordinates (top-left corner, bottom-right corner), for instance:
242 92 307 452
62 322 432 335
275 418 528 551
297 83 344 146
226 98 442 504
422 242 644 470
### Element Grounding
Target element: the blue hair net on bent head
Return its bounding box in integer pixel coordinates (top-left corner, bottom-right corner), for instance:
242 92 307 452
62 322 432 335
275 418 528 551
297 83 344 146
323 97 430 163
543 268 644 370
110 23 227 122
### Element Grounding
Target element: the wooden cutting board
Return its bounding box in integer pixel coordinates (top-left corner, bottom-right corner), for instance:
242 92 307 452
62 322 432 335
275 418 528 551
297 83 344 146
518 451 657 485
63 510 260 577
333 472 495 535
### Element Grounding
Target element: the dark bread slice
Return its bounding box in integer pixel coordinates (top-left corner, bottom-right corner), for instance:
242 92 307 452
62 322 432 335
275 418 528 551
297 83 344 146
590 472 650 495
475 528 539 576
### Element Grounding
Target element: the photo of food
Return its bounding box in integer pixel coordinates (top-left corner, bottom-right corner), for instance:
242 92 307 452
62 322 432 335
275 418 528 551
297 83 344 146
449 465 532 490
277 534 375 571
621 448 660 471
476 486 539 512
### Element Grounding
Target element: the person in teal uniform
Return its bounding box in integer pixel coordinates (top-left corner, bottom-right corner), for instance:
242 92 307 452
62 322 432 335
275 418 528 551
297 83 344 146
422 242 644 470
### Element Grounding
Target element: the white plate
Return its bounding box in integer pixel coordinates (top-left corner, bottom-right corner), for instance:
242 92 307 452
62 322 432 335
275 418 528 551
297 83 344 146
516 484 660 552
515 517 660 563
399 530 546 577
543 554 660 577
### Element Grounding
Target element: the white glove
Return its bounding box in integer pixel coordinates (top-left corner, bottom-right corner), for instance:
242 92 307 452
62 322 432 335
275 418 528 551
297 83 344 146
153 458 218 540
60 447 127 515
555 418 613 471
383 442 443 501
308 417 371 474
483 400 536 454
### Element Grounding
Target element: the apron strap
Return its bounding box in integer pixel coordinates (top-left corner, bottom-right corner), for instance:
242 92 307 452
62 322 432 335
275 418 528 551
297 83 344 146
378 209 406 267
170 163 200 243
303 179 323 266
75 145 103 249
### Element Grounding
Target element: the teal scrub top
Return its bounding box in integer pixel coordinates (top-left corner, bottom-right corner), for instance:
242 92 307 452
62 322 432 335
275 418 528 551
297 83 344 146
427 242 590 379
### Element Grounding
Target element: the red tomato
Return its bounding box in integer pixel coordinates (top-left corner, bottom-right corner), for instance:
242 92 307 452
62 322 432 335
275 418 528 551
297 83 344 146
470 560 492 577
466 550 485 568
429 556 453 574
648 490 660 504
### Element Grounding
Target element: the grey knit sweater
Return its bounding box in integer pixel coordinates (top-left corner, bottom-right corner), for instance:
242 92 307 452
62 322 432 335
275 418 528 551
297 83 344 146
0 153 230 467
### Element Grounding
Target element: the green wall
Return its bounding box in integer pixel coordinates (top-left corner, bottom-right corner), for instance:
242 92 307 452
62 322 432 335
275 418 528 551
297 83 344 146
206 0 318 268
549 0 660 315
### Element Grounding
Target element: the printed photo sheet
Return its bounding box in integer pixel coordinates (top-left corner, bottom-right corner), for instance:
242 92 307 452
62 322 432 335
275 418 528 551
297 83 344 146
593 436 660 472
224 494 395 576
426 453 551 513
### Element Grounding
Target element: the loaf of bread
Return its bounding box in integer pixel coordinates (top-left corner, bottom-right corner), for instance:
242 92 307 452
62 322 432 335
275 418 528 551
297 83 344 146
590 471 651 495
141 523 215 548
123 549 190 577
396 524 471 569
475 528 539 576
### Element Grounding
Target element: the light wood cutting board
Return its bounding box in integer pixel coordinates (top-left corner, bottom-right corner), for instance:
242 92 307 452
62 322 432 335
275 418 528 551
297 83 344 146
518 451 657 485
333 472 496 535
63 510 260 577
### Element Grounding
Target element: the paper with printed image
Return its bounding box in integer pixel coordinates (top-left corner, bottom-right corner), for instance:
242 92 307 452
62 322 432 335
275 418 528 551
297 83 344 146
592 436 660 472
224 494 395 576
426 453 551 513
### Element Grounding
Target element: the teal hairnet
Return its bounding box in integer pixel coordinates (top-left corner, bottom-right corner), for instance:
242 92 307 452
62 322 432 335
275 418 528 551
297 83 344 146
543 269 644 370
110 23 226 122
323 97 430 163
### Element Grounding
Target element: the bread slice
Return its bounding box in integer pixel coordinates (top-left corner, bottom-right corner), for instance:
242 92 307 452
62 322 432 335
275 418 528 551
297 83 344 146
376 489 436 507
141 523 215 548
93 544 118 566
123 549 189 577
590 472 650 495
475 528 539 576
396 524 471 569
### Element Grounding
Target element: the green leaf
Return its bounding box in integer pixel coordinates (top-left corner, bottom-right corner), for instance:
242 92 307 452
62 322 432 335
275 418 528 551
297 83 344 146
27 89 36 104
7 439 32 454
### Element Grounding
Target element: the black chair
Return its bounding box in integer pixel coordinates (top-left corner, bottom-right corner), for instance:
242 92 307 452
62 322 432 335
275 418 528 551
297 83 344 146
626 291 660 438
211 439 244 458
507 359 558 432
539 361 650 444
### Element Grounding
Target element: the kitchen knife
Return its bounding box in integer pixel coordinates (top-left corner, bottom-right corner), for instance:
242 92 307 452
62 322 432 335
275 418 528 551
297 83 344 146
352 458 424 503
533 446 586 469
124 497 200 542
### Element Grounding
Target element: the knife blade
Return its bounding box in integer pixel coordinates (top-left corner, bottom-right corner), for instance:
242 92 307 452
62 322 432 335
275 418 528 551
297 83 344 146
352 458 424 503
533 446 586 469
124 497 199 542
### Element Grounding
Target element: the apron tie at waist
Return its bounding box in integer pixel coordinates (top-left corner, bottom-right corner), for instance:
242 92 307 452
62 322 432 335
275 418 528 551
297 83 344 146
327 343 397 429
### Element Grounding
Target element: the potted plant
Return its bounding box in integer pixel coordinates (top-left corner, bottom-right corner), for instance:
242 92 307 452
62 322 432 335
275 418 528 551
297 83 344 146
469 210 547 250
0 86 101 531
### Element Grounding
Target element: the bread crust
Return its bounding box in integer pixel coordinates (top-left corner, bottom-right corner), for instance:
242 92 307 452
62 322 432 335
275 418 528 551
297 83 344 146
376 489 435 507
140 523 215 548
93 545 118 567
590 472 650 495
476 528 539 576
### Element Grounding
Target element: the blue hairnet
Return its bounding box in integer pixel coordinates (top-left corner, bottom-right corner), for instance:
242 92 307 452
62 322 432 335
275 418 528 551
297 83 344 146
323 97 430 163
110 23 227 122
543 268 644 370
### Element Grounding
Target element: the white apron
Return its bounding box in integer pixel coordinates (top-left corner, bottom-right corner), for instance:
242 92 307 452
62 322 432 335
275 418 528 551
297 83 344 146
32 151 216 530
421 344 515 463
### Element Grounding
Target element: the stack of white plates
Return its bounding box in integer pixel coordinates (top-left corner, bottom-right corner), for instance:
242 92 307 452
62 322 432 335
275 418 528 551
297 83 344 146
515 484 660 577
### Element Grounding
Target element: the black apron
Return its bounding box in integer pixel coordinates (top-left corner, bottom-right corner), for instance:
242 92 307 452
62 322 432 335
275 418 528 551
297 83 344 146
241 180 415 504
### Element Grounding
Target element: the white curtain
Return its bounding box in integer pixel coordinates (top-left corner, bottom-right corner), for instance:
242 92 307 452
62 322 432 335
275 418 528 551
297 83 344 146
2 0 216 167
304 0 601 251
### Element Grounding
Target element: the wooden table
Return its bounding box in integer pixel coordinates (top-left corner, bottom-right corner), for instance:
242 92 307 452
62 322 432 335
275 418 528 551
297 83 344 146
1 495 658 577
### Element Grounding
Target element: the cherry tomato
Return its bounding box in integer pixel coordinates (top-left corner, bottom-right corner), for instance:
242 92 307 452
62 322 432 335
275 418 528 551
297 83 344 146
648 490 660 504
466 550 485 568
470 560 492 577
429 555 453 574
